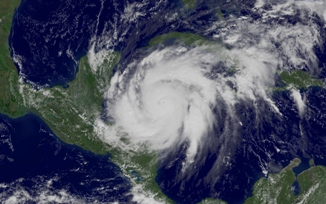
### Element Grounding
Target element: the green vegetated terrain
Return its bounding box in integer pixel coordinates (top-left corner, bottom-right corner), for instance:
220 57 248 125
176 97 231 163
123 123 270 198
149 31 210 47
198 159 326 204
21 55 117 155
279 70 323 89
183 0 196 8
216 8 225 21
109 147 173 203
0 0 27 118
245 158 326 204
0 0 113 154
198 198 227 204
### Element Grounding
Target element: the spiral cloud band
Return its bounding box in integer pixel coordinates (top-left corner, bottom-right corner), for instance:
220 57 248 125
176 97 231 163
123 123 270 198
102 44 279 166
106 47 219 162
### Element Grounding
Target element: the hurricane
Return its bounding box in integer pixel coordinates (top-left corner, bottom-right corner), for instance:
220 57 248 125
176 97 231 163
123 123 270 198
101 40 281 172
82 0 326 202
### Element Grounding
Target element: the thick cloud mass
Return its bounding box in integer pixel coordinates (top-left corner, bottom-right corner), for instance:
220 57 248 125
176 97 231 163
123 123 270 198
96 1 326 177
106 47 219 163
91 0 326 201
103 44 280 167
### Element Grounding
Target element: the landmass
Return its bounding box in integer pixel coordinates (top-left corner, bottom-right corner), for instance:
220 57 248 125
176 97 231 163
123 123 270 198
183 0 196 8
0 0 27 118
245 158 326 204
198 198 227 204
148 31 209 47
279 70 323 90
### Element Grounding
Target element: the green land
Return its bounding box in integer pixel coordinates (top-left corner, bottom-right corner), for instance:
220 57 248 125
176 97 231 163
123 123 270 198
0 0 27 118
0 0 118 153
245 158 326 204
198 158 326 204
198 198 227 204
279 70 323 90
149 31 210 47
216 8 225 21
183 0 196 8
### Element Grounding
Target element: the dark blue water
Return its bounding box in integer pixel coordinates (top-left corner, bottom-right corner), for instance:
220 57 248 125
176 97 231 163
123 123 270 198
156 93 294 204
156 88 326 204
9 0 232 88
293 157 311 175
9 0 181 88
10 0 116 87
290 157 311 196
0 113 133 203
292 179 301 196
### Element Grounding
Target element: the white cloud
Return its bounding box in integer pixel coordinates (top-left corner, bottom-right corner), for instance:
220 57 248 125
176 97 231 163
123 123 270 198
101 44 281 167
290 89 306 117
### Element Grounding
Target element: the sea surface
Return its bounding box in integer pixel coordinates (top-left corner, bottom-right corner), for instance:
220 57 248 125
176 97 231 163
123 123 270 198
0 113 133 203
